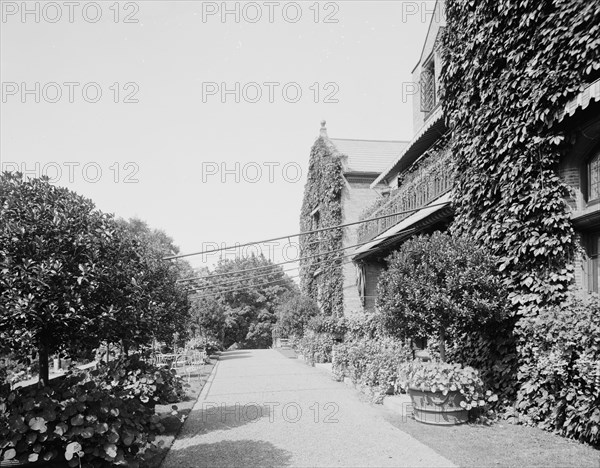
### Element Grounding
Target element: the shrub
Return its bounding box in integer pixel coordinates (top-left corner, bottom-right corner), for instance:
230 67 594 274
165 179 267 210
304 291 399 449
306 315 346 336
343 313 382 341
0 372 162 467
274 293 319 338
446 316 519 410
186 337 223 356
332 337 412 394
513 295 600 445
296 331 335 364
96 354 187 407
377 232 508 361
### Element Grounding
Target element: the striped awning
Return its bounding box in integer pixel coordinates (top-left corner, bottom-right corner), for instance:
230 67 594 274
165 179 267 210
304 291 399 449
555 77 600 123
352 191 452 261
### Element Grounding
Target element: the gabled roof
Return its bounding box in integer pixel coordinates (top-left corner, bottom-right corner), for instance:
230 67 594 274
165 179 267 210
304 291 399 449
412 0 446 73
329 138 409 174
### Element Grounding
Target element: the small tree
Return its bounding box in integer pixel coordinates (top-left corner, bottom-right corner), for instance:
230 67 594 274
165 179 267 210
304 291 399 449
0 174 116 384
376 231 507 361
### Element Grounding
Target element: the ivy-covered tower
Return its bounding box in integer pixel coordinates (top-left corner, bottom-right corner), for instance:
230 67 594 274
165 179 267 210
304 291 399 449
299 121 407 317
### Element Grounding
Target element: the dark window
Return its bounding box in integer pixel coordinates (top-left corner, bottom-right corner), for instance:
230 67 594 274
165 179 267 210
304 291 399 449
420 59 436 114
589 152 600 202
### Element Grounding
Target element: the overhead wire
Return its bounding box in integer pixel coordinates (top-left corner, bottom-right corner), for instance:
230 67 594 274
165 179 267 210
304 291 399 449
187 251 355 291
164 202 449 261
178 225 415 285
189 260 354 300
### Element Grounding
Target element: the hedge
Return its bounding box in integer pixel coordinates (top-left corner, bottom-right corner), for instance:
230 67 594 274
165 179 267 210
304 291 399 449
512 295 600 445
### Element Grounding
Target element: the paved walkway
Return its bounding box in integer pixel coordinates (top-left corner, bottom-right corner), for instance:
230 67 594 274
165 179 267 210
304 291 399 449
162 349 455 468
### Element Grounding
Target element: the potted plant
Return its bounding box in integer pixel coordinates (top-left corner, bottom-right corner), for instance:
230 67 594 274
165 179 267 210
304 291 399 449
398 360 497 425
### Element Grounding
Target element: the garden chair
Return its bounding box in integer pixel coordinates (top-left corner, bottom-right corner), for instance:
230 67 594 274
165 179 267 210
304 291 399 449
182 351 204 382
154 353 171 368
171 353 192 381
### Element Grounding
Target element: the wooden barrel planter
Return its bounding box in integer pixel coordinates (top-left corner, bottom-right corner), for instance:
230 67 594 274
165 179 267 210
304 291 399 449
408 386 468 426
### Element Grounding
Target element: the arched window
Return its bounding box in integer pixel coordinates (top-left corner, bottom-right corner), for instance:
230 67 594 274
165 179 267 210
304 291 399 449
589 152 600 201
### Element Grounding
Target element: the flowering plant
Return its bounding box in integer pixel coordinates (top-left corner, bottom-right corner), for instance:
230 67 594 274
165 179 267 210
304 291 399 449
398 360 498 411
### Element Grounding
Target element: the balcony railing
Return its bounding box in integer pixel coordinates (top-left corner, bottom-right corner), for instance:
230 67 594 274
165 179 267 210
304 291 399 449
357 148 453 245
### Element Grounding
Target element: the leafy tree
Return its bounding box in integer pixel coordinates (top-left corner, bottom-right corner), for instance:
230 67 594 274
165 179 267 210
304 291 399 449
190 295 227 345
190 255 297 349
0 174 116 384
116 218 192 348
376 232 508 361
274 293 320 338
0 175 192 384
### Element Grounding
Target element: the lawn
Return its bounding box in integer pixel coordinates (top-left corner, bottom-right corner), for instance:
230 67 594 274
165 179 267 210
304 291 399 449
380 402 600 467
141 356 218 468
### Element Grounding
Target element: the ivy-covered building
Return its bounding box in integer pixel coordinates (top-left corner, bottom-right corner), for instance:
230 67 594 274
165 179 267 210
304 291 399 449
302 0 599 318
299 122 407 316
353 0 600 311
554 81 600 294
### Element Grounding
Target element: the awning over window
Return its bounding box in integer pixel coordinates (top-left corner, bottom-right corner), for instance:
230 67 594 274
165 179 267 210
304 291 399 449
353 191 452 261
555 77 600 124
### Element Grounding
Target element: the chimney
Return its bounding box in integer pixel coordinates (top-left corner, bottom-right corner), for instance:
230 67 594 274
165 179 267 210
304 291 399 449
320 120 328 138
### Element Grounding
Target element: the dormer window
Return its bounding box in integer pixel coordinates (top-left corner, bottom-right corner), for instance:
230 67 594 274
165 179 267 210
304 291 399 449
588 152 600 202
420 57 437 115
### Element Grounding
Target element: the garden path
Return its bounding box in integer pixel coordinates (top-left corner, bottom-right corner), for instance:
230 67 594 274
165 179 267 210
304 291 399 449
161 349 454 468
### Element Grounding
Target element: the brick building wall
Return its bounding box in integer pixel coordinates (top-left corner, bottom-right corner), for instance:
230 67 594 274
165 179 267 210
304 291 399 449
341 177 383 315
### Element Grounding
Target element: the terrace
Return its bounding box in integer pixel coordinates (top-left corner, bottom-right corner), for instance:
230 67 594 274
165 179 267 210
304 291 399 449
357 147 453 244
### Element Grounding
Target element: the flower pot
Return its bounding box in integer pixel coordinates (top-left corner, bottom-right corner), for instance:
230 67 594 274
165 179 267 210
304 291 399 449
408 386 467 426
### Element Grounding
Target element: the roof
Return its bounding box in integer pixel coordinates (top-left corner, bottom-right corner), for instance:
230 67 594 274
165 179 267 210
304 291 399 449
411 0 446 73
370 107 446 187
329 138 409 174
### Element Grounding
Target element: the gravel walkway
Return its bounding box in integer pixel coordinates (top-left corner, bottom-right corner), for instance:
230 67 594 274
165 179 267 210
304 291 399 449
161 349 455 468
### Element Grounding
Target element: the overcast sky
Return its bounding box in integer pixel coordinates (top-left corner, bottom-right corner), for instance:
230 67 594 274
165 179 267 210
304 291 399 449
1 0 432 272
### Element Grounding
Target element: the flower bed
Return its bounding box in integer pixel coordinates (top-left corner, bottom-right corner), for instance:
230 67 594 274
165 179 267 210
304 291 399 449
332 337 411 396
0 373 161 467
0 354 187 467
289 332 335 365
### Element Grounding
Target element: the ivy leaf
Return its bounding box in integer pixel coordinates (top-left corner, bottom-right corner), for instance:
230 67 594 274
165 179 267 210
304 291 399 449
28 417 47 433
2 448 16 461
65 442 82 461
70 414 84 426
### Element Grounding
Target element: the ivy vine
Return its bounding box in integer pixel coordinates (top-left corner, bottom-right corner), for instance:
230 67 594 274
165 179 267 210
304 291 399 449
442 0 600 315
299 137 345 317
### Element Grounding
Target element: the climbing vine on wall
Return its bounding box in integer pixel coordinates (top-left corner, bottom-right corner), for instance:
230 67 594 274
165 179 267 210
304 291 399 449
442 0 600 315
299 137 345 317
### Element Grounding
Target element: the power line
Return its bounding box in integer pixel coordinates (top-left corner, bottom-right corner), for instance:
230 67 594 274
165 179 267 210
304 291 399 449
189 260 354 300
179 239 357 284
187 251 354 291
178 226 416 284
164 202 449 261
189 274 299 300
